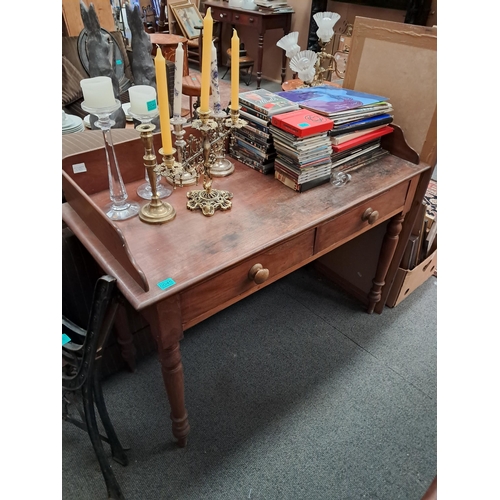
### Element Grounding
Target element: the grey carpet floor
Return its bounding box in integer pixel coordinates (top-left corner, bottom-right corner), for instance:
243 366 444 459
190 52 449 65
62 264 437 500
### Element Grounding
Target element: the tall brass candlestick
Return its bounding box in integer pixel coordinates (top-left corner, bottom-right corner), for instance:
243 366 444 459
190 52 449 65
137 124 176 224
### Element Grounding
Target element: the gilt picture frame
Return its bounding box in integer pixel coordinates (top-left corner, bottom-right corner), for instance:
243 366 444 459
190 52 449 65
171 3 203 40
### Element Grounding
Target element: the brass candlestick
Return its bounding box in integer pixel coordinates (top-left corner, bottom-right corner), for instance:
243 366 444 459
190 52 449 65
137 124 176 224
167 116 198 187
186 109 233 217
225 106 247 129
210 110 235 177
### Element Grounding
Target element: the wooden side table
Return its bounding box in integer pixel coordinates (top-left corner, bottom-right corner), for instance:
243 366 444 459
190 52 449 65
149 33 189 77
62 129 432 447
204 0 293 89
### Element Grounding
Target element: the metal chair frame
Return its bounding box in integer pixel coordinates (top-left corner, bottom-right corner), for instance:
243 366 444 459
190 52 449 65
63 275 128 500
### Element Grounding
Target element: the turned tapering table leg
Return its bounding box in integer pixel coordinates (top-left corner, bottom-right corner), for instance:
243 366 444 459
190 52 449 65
142 296 190 447
367 214 405 314
158 341 190 447
257 33 264 89
281 19 291 84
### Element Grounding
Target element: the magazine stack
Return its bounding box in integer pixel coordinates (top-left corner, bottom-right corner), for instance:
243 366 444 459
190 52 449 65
254 1 294 13
230 89 299 174
270 108 333 192
276 85 395 176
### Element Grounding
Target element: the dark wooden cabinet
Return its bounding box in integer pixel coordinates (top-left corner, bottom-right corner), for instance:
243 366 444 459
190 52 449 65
204 0 292 89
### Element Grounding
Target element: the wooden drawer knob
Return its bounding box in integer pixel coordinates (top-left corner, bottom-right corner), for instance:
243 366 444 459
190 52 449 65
248 263 269 284
361 208 379 225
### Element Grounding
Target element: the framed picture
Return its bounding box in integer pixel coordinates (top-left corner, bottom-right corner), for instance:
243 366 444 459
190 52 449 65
171 3 203 40
167 0 190 34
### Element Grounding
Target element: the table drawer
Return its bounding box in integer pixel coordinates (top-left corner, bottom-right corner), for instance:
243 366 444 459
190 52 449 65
315 181 410 254
232 12 261 28
211 8 232 23
181 229 315 325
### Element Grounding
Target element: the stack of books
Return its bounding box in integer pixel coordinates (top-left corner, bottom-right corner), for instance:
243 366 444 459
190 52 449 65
230 88 299 174
254 0 294 13
270 108 333 192
277 85 395 175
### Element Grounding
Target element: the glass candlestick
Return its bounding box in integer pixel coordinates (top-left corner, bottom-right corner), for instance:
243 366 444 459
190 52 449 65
330 170 351 187
128 110 172 200
81 99 140 221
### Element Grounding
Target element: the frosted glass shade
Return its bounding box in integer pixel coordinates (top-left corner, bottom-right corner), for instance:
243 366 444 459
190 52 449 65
313 12 341 43
289 50 317 82
80 76 116 109
277 32 301 58
128 85 158 116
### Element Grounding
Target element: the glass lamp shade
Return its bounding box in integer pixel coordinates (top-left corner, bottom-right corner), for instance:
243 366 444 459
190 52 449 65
313 12 341 43
277 31 301 58
289 50 318 82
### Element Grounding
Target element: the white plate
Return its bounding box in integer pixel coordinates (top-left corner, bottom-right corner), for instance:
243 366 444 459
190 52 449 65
83 115 91 128
62 123 85 134
122 103 133 122
62 114 83 130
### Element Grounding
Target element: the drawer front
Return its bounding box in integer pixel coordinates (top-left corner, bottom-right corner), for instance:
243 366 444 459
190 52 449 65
211 8 232 23
232 12 261 28
315 181 410 254
181 229 315 325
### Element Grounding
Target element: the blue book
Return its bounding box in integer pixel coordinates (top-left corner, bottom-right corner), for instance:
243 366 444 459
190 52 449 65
276 86 389 117
328 113 394 136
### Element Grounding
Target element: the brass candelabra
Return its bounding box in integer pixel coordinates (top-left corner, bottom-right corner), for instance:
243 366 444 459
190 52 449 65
279 22 352 89
154 107 246 217
311 40 340 86
296 40 346 88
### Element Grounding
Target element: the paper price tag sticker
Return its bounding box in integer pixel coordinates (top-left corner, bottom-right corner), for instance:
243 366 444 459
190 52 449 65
72 162 87 174
147 100 157 111
157 278 176 290
62 333 71 345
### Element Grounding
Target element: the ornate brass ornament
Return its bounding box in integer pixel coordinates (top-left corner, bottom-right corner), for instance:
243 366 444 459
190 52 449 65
185 110 233 216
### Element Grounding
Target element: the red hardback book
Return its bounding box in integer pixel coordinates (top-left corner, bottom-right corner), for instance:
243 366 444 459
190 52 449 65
271 109 333 138
331 125 393 152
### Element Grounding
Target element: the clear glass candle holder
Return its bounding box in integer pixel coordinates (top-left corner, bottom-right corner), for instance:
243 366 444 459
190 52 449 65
81 99 140 221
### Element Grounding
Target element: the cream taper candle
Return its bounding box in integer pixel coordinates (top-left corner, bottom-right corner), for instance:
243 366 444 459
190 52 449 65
210 41 221 114
80 76 116 108
154 47 173 154
173 43 184 118
230 29 240 110
199 7 213 113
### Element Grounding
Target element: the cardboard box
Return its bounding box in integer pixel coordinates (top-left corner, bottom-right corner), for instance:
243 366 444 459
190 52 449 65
386 249 437 308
